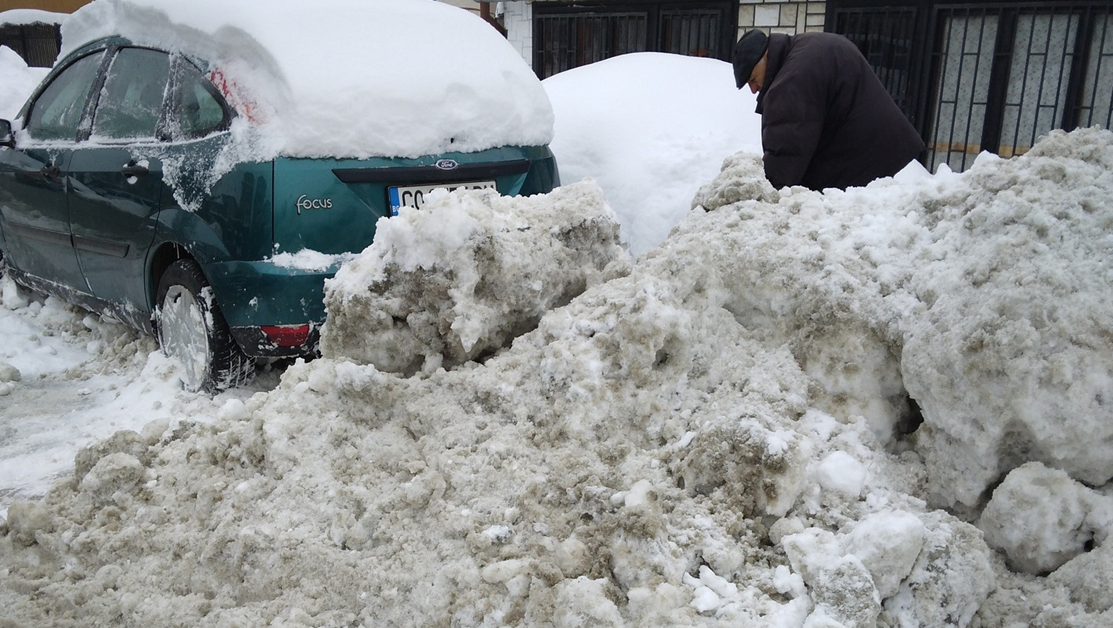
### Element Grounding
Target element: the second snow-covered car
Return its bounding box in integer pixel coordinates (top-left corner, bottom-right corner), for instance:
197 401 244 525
0 0 559 391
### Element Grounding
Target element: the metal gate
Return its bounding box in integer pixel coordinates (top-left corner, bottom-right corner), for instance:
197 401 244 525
533 1 737 79
831 0 1113 172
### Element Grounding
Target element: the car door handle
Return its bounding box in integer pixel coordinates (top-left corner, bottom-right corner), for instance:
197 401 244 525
39 164 60 179
121 163 149 178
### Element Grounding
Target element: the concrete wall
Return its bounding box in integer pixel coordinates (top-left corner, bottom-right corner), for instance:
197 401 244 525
0 0 88 12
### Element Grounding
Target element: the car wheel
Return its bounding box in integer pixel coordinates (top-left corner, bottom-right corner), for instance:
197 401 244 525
156 259 255 392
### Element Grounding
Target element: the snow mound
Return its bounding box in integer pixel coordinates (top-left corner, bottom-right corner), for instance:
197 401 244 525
1048 538 1113 614
321 182 628 374
691 151 780 209
978 462 1113 575
543 52 762 256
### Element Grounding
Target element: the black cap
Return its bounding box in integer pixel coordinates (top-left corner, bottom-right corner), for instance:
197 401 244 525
732 30 769 89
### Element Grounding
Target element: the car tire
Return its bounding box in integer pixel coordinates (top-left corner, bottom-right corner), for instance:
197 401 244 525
156 259 254 392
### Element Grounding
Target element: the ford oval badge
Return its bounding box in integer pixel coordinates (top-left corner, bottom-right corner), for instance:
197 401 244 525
435 159 458 171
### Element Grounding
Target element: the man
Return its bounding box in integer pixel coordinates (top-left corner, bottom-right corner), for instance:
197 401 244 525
733 29 925 191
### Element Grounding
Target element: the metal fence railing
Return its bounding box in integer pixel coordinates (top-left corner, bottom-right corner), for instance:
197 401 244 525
1078 13 1113 129
660 8 727 58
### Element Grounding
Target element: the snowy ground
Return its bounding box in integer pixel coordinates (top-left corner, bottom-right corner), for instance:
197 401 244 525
0 278 285 510
3 28 1113 628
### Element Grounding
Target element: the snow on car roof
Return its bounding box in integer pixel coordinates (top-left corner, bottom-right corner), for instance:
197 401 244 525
59 0 554 160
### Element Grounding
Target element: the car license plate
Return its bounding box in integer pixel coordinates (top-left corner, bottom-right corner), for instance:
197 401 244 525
389 180 496 215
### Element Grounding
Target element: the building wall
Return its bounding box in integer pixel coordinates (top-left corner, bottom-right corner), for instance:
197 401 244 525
736 0 825 36
0 0 88 12
502 1 534 65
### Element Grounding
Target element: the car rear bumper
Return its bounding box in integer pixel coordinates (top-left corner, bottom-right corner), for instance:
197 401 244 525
231 323 322 358
203 259 338 357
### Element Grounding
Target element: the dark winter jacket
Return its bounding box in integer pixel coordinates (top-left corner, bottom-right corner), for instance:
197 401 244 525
756 32 925 191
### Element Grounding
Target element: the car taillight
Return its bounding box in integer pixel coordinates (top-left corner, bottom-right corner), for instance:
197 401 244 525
261 324 310 348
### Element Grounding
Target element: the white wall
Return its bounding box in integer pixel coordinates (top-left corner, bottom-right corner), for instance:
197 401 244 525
736 0 826 37
500 1 533 66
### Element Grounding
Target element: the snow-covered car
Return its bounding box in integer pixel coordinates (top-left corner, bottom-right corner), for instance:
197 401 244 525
0 0 558 392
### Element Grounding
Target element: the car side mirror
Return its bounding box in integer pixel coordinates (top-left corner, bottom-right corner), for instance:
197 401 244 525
0 120 14 149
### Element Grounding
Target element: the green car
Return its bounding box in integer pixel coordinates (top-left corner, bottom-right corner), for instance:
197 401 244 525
0 29 559 392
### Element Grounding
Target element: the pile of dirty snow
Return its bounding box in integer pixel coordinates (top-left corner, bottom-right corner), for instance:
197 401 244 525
686 128 1113 516
321 183 627 375
2 128 1113 627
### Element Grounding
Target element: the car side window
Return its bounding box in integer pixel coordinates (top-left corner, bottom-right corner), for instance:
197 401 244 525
172 58 230 139
169 58 228 139
26 51 105 141
91 47 171 140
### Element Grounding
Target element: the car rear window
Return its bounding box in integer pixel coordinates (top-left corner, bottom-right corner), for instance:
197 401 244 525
171 58 228 139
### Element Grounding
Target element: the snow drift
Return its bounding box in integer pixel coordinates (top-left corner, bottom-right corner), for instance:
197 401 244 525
2 128 1113 627
543 52 761 256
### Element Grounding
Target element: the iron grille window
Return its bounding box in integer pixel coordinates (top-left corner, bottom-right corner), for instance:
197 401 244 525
661 9 724 58
533 1 737 79
831 0 1113 173
929 8 1000 171
1079 14 1113 129
998 10 1081 158
926 3 1112 172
